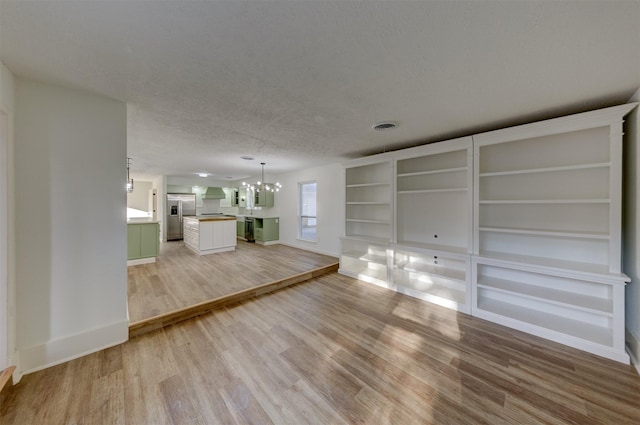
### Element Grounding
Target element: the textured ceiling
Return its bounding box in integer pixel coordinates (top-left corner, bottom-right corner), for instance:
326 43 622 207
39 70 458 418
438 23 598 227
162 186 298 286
1 1 639 180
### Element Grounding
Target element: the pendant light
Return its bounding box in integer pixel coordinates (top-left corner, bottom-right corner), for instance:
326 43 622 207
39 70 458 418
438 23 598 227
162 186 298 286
126 157 134 193
242 162 282 193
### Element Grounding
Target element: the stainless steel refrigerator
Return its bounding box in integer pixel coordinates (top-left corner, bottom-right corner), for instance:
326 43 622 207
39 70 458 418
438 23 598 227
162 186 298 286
166 194 196 240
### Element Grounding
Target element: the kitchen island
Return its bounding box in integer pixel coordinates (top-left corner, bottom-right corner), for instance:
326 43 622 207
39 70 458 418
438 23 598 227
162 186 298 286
183 216 237 255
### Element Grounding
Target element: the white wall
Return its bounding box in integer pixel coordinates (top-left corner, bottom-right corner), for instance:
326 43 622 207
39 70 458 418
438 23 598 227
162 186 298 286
624 89 640 369
127 180 152 213
14 79 128 375
0 61 15 373
276 162 344 257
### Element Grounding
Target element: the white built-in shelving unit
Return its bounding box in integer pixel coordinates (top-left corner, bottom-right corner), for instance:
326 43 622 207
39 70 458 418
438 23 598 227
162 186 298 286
340 138 473 313
345 160 392 242
471 103 636 362
339 102 637 363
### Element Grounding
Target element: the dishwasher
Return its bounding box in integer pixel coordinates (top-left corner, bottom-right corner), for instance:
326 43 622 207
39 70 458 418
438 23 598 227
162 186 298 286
244 217 255 242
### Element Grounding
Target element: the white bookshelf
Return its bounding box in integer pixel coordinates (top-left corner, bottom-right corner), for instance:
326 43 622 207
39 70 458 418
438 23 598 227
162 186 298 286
395 137 473 253
392 245 470 312
345 160 392 241
472 103 636 362
338 103 637 363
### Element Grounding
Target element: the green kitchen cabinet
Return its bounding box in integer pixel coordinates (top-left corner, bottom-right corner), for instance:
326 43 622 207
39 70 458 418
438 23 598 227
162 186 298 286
128 222 160 260
254 190 274 208
237 220 244 237
255 218 279 243
166 184 192 194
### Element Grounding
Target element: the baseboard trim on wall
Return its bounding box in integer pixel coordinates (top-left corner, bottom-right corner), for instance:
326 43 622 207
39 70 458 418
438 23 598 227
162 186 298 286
625 328 640 374
127 257 156 266
18 319 129 376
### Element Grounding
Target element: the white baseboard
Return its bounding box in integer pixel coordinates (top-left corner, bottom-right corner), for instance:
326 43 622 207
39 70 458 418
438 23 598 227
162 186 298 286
256 240 279 246
127 257 156 266
626 328 640 374
19 319 129 376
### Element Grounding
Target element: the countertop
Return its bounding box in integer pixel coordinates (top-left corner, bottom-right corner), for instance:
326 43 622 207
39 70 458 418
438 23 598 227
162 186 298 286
185 215 237 222
127 218 160 224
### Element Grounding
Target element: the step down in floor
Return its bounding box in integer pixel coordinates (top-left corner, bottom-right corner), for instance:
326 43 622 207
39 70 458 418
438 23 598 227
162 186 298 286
129 262 339 337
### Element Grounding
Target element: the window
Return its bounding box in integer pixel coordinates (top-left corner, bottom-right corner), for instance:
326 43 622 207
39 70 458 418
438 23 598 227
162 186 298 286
299 181 317 241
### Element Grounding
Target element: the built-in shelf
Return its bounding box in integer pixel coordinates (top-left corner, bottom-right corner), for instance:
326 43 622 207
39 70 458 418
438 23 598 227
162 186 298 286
397 188 467 195
476 251 615 277
479 199 610 205
394 271 466 305
397 262 465 282
479 226 610 240
394 241 469 255
346 182 390 188
471 103 638 363
476 298 612 346
479 162 611 178
477 277 612 315
346 201 390 205
339 103 636 363
346 218 391 224
397 166 468 178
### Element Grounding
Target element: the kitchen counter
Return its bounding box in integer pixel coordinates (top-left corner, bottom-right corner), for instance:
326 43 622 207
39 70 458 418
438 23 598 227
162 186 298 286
127 217 160 224
191 215 236 222
127 221 160 266
183 216 237 255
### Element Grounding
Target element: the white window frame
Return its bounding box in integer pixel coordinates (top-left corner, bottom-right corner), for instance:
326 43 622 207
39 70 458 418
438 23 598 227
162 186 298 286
0 110 8 370
298 181 317 242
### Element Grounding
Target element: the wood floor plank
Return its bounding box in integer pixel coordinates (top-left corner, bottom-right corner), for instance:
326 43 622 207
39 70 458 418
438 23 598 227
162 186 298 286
2 271 640 424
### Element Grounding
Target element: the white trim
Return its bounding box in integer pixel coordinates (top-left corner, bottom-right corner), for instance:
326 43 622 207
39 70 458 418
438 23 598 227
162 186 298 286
0 110 7 371
19 319 128 375
473 103 638 146
626 328 640 374
298 180 317 242
256 240 280 246
127 257 156 266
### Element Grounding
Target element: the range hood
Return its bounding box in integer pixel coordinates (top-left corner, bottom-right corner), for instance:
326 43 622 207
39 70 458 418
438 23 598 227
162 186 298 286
201 187 226 199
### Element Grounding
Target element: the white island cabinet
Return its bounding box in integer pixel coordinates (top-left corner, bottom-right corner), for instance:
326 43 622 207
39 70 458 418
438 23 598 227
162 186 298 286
183 216 237 255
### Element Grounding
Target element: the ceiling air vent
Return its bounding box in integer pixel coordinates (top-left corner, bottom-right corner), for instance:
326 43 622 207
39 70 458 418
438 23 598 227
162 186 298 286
373 121 397 131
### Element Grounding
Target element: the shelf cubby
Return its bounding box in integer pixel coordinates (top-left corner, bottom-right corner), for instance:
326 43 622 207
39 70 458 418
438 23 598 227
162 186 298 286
345 160 392 241
395 137 473 254
339 238 389 286
472 258 625 357
392 246 470 312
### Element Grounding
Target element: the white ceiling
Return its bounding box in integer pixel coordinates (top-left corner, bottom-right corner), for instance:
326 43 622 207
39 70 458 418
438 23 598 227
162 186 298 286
1 1 639 181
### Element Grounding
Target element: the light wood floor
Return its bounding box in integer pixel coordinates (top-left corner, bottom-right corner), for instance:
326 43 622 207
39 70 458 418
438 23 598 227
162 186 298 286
2 272 640 424
128 240 339 323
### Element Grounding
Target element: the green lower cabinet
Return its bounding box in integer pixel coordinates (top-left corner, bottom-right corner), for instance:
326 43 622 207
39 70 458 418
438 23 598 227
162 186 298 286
255 218 279 242
237 221 244 237
128 222 159 260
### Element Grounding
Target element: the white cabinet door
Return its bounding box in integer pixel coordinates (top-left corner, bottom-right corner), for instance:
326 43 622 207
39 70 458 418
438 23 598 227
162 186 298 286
223 221 237 247
199 221 215 250
212 221 225 248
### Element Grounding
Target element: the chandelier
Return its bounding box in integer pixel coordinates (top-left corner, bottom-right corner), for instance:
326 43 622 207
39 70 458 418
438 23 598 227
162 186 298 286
242 162 282 193
126 157 134 193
